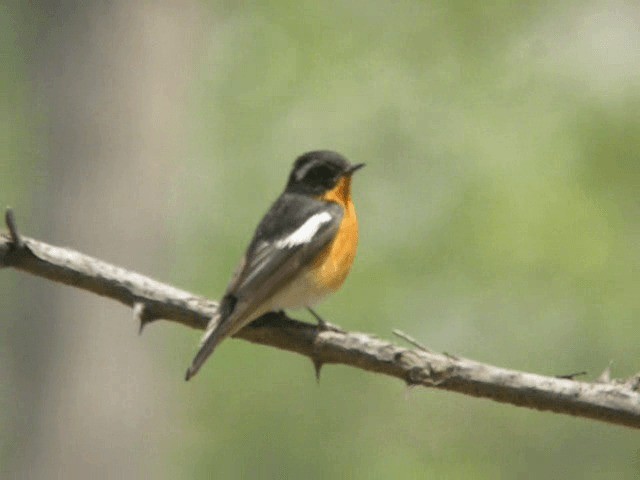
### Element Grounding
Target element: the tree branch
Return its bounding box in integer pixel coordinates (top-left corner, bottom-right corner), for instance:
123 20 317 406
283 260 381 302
1 209 639 429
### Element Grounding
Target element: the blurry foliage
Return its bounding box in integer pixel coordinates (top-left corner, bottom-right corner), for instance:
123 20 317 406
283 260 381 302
2 0 639 478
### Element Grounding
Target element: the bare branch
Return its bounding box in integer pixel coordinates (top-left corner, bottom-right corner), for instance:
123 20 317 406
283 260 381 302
2 214 639 430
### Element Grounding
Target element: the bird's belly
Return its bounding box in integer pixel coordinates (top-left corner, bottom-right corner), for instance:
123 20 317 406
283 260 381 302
266 270 330 310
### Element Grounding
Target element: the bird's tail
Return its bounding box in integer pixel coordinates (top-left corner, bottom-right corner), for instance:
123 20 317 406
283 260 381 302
185 311 234 381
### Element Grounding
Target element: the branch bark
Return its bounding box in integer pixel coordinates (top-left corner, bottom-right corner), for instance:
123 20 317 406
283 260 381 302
2 210 639 430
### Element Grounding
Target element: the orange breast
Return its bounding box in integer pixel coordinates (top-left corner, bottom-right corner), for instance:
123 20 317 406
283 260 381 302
311 176 359 291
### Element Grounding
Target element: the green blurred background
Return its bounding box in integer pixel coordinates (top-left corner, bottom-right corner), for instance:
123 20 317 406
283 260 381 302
1 1 639 478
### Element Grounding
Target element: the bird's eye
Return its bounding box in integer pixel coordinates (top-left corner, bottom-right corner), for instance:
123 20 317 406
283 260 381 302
306 165 334 184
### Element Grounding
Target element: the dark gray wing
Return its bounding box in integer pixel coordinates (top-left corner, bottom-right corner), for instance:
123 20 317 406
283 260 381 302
224 192 343 319
185 193 342 380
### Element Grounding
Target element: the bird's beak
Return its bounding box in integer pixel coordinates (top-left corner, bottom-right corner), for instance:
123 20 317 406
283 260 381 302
346 163 365 175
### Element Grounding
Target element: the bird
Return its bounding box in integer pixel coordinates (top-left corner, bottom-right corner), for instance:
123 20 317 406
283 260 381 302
185 150 364 380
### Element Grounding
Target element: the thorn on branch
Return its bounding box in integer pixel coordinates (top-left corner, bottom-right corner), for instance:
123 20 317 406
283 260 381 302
5 208 24 249
392 329 432 353
556 371 588 380
134 302 152 334
312 358 323 383
597 361 614 383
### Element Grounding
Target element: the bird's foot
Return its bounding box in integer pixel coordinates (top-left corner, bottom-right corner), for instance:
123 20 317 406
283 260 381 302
307 307 345 333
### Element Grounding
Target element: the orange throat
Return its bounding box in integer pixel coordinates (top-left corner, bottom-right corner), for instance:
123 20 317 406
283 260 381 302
321 176 352 206
313 176 358 291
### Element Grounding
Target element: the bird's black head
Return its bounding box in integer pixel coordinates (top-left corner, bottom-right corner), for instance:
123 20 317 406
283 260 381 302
286 150 364 196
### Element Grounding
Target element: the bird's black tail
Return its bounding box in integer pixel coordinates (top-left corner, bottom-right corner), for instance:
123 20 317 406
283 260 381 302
185 311 234 381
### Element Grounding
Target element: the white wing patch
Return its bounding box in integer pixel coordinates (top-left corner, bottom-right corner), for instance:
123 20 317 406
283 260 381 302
275 211 333 248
